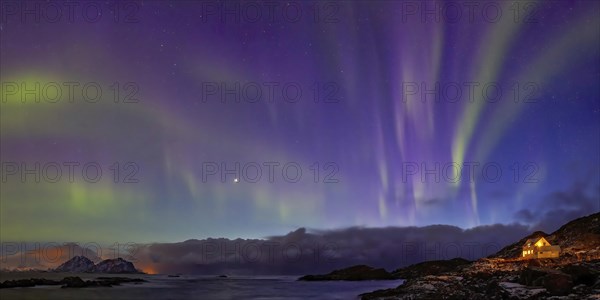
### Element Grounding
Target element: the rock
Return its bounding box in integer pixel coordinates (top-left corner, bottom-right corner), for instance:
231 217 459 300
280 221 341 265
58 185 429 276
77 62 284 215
361 275 475 300
519 267 549 286
560 264 598 286
1 276 146 289
92 258 139 274
0 279 36 288
0 278 65 289
55 256 96 273
359 286 402 300
498 281 547 299
519 267 573 296
95 277 147 286
298 265 395 281
60 276 87 288
542 271 573 295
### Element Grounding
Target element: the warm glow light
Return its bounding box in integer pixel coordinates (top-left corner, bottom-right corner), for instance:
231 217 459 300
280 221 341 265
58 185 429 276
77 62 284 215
142 266 157 275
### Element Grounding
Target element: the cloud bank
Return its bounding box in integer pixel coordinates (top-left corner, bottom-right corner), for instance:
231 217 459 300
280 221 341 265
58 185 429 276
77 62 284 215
128 223 530 275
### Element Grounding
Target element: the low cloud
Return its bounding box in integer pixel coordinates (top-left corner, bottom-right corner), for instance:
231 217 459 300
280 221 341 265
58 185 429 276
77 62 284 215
515 181 600 233
125 223 529 275
1 224 532 275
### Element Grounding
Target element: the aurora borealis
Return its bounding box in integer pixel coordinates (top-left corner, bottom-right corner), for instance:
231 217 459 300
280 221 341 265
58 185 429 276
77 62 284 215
1 0 599 248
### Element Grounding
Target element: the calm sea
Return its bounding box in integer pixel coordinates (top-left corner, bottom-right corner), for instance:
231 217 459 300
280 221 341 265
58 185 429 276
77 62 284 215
0 273 404 300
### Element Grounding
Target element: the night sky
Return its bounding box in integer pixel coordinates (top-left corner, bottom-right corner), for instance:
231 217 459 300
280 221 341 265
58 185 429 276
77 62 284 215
1 0 599 245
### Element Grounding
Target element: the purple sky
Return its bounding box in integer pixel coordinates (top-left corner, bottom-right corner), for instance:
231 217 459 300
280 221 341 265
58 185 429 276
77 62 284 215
1 1 599 245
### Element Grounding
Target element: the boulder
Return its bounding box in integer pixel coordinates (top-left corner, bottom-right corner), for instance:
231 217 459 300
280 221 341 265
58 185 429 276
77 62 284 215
560 264 598 286
519 267 573 295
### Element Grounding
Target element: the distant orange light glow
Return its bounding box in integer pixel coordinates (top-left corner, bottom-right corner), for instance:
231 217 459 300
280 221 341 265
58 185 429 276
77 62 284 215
140 265 158 275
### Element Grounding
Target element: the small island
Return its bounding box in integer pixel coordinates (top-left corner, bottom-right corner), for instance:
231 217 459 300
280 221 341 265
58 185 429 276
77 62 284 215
298 265 396 281
0 256 146 289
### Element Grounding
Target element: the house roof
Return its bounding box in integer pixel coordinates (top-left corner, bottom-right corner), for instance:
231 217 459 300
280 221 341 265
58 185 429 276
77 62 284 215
524 237 550 246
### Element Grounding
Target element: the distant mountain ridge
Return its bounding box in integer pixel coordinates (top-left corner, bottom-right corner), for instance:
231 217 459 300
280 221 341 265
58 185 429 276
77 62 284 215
54 256 140 274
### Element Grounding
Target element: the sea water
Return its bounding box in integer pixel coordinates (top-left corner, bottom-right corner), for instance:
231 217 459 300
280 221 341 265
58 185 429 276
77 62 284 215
0 274 404 300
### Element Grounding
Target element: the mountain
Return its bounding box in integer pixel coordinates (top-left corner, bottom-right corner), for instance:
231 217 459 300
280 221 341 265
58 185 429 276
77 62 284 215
53 256 140 274
54 256 96 273
92 258 138 274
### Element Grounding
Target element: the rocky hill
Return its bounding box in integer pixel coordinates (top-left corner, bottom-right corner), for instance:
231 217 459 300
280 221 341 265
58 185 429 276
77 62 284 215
492 213 600 259
54 256 140 274
491 231 548 259
544 213 600 258
391 258 471 279
361 212 600 299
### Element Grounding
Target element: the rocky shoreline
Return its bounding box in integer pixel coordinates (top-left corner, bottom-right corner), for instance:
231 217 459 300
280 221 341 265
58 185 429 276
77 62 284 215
294 213 600 299
1 255 146 289
360 257 600 299
360 212 600 299
0 276 147 289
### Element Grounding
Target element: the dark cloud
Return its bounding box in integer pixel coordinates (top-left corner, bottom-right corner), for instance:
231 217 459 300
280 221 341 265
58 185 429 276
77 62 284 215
127 223 529 275
515 209 535 223
515 181 600 233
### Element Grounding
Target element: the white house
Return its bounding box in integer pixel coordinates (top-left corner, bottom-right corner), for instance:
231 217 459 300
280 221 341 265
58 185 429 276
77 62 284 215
522 237 560 259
